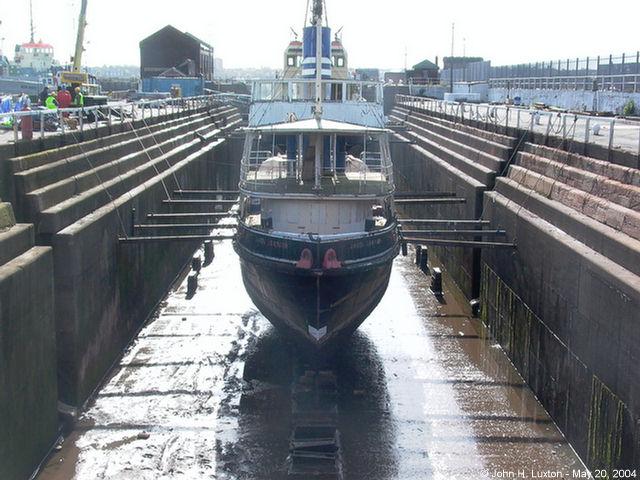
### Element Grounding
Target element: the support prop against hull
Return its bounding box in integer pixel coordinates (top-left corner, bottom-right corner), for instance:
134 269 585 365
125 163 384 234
402 237 516 249
118 234 235 244
394 198 467 205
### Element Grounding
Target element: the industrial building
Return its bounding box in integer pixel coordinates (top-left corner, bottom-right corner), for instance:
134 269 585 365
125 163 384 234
139 25 214 81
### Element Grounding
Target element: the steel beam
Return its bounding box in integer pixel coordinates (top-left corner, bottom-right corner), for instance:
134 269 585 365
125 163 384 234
147 213 231 219
401 230 506 236
399 219 491 225
402 237 516 249
393 192 457 199
119 235 235 244
394 198 467 205
134 224 233 230
162 199 237 205
173 190 240 196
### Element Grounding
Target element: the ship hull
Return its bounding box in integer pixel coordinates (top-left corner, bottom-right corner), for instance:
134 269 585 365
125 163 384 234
234 224 399 349
239 258 392 349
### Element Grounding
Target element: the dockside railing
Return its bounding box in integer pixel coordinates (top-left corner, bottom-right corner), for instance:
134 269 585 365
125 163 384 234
395 94 640 158
2 94 241 144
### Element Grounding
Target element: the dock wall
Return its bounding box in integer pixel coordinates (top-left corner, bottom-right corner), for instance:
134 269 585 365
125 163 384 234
392 100 640 469
0 103 243 479
0 209 57 480
489 87 640 115
389 105 514 297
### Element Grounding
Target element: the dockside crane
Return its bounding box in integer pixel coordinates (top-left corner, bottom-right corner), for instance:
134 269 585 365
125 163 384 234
60 0 106 105
72 0 88 73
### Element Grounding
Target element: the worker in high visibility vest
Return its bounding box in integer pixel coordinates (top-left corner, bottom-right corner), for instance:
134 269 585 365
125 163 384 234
74 87 85 108
45 92 58 110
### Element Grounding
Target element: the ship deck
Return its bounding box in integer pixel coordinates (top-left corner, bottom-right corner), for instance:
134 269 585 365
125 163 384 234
242 171 392 196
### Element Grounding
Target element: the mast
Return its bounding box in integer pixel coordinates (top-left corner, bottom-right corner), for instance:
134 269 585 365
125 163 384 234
73 0 88 71
312 0 323 121
29 0 34 43
312 0 324 190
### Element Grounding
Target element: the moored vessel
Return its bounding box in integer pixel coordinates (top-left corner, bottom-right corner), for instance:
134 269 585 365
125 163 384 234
234 0 399 349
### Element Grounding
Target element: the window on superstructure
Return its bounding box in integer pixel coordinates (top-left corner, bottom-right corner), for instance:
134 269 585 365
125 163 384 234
337 57 345 67
287 56 295 67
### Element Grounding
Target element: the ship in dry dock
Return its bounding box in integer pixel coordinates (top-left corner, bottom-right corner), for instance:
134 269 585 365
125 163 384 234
234 0 399 349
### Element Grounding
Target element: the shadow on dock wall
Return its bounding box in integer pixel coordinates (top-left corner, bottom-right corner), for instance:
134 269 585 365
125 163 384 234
390 138 483 299
0 246 58 480
53 137 243 406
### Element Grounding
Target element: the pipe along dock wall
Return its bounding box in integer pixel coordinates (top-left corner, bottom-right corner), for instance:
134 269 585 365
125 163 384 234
0 103 242 479
390 101 640 469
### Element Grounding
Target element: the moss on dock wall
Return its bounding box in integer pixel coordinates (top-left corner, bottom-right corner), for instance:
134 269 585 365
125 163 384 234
481 262 638 470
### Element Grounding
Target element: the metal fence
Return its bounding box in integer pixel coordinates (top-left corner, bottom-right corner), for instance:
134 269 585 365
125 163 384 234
490 52 640 92
395 94 640 157
1 95 230 144
437 52 640 93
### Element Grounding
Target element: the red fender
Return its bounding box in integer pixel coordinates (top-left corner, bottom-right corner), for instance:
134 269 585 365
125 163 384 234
323 249 342 270
296 248 313 269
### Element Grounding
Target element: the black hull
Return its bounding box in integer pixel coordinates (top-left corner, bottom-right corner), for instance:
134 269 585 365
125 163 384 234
239 258 393 349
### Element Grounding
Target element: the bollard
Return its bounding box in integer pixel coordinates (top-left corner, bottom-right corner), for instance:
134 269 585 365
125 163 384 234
420 248 429 272
430 267 443 296
130 208 136 237
401 241 408 257
204 240 215 265
414 245 422 266
187 273 198 297
470 299 481 317
192 254 202 273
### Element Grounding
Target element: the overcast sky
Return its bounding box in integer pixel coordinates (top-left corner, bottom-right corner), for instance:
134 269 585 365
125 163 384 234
0 0 638 70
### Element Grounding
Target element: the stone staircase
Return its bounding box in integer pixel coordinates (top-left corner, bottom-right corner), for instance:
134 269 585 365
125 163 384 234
389 105 515 190
7 105 241 240
483 139 640 468
494 142 640 276
1 102 243 408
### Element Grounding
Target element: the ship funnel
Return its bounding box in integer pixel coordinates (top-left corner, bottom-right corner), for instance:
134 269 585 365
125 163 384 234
302 25 331 79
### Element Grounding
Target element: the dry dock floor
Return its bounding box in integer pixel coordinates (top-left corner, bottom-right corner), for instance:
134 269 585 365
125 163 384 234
38 240 586 479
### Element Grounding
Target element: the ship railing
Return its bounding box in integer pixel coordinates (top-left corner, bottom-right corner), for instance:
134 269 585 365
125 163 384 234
240 150 394 196
3 94 235 143
251 79 384 105
395 94 640 157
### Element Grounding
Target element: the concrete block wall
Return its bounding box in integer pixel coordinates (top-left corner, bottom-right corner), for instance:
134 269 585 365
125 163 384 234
482 140 640 468
389 104 516 297
0 205 58 480
489 87 640 115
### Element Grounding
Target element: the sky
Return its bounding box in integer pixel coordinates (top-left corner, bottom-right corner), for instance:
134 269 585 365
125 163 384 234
0 0 638 70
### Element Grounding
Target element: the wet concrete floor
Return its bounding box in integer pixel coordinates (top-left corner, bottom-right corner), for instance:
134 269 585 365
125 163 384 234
38 238 587 480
